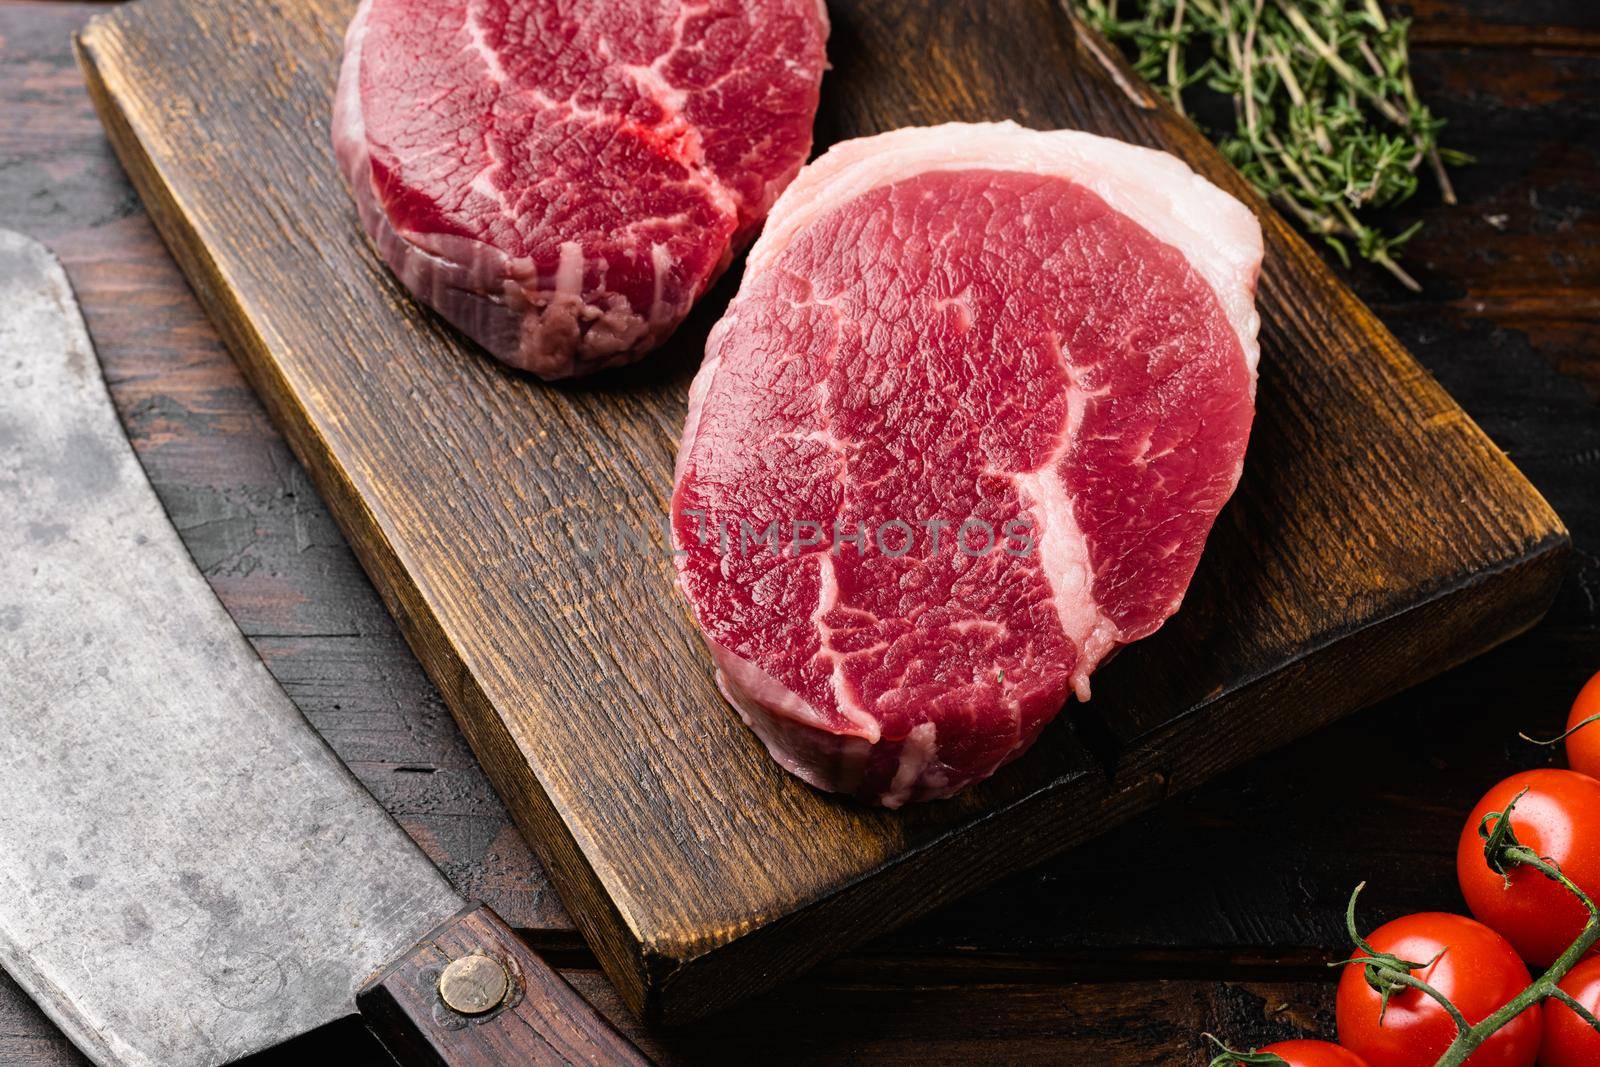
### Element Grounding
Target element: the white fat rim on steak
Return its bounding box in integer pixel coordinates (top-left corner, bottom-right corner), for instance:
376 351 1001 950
683 122 1262 481
746 121 1263 375
679 123 1263 802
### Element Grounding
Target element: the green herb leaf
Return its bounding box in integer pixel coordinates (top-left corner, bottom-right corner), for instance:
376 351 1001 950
1077 0 1466 291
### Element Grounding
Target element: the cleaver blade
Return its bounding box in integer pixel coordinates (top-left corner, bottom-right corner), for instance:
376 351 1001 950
0 231 647 1067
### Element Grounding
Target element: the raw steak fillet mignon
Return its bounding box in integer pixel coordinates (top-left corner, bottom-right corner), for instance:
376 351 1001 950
671 123 1263 807
332 0 829 379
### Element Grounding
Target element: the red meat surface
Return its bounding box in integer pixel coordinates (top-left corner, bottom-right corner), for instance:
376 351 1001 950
333 0 828 378
672 124 1262 806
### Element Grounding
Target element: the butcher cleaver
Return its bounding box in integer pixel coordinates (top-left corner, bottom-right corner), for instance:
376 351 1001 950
0 230 648 1066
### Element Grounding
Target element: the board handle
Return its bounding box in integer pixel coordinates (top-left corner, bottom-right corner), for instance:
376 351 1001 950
357 903 651 1066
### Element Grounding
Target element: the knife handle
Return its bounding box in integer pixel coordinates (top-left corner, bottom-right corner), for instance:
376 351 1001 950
356 902 651 1066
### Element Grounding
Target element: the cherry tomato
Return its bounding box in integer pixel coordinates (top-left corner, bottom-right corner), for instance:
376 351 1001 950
1562 668 1600 780
1251 1039 1371 1066
1335 912 1539 1067
1541 956 1600 1067
1456 769 1600 967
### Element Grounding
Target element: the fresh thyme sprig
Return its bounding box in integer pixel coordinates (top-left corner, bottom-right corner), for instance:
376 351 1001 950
1078 0 1469 290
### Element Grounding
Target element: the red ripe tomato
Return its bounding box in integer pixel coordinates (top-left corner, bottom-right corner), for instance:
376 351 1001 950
1335 912 1539 1067
1562 669 1600 780
1456 769 1600 967
1252 1040 1371 1066
1541 956 1600 1067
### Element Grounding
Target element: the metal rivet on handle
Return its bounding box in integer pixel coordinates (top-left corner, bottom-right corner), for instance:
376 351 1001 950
438 954 509 1015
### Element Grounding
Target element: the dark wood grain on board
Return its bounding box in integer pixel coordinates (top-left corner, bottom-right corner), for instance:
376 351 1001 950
1404 0 1600 50
67 0 1570 1023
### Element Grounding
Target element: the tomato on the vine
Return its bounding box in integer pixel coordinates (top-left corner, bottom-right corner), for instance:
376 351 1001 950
1252 1039 1371 1066
1456 768 1600 967
1541 956 1600 1067
1561 668 1600 780
1335 912 1539 1067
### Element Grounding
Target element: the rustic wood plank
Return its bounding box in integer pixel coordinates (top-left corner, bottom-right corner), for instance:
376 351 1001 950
579 964 1340 1066
4 954 1350 1067
70 0 1570 1023
1404 0 1600 50
0 972 82 1067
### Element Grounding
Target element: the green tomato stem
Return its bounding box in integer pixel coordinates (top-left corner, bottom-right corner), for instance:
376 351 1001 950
1520 710 1600 747
1202 1033 1290 1066
1431 846 1600 1066
1332 793 1600 1067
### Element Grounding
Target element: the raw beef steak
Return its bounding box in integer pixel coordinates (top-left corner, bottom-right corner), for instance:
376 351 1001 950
333 0 829 379
672 123 1262 807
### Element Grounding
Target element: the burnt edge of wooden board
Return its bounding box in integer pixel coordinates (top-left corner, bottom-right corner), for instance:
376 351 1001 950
73 0 1571 1026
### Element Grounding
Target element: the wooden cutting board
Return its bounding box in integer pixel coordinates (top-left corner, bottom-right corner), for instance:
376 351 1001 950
76 0 1569 1025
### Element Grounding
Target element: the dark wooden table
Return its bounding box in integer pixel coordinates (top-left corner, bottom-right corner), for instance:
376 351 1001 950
3 1 1596 1063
